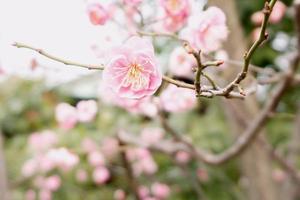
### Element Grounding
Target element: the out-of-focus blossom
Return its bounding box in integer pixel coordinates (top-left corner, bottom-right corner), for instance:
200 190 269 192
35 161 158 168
151 182 171 199
127 148 158 176
197 168 209 182
81 138 98 153
169 47 195 77
43 175 61 191
76 100 98 122
140 127 164 146
39 189 52 200
100 137 119 158
88 151 105 167
114 189 126 200
214 50 229 69
22 159 38 177
272 169 287 183
55 103 78 130
138 185 150 199
76 169 88 183
28 130 58 152
25 189 36 200
87 3 110 25
160 84 197 113
123 0 142 7
251 1 286 25
181 7 228 52
175 151 191 164
45 148 79 172
92 166 110 184
99 85 158 117
159 0 192 32
102 36 162 99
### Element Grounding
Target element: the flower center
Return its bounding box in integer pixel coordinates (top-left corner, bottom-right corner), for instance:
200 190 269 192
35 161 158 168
167 0 180 11
123 63 147 90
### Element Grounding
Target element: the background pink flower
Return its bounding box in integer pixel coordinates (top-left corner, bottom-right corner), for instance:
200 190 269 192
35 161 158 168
251 1 286 25
88 151 106 167
169 46 195 77
76 100 98 123
102 36 162 99
92 166 110 184
151 182 171 199
86 3 110 25
28 130 58 152
55 103 78 130
160 84 197 113
181 6 228 52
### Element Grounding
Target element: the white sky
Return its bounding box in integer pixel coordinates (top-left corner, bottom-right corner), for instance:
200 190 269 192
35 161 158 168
0 0 123 85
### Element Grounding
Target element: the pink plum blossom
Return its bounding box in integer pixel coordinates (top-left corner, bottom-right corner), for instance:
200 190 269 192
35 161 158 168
25 189 36 200
272 169 287 183
123 0 142 7
28 130 58 152
160 84 197 113
88 151 106 167
100 137 120 158
39 189 52 200
138 185 150 199
92 167 110 184
114 189 126 200
197 168 209 182
81 138 98 153
126 148 158 176
181 7 228 52
22 158 38 177
43 175 61 191
140 127 165 146
45 148 79 172
251 1 286 25
76 100 98 122
175 151 191 164
99 84 158 117
151 182 171 199
76 169 88 183
159 0 192 32
55 103 78 130
169 46 195 77
102 36 162 99
87 3 110 25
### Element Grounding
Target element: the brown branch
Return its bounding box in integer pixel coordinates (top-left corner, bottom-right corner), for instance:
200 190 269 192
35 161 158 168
222 0 278 96
117 136 141 200
13 42 245 99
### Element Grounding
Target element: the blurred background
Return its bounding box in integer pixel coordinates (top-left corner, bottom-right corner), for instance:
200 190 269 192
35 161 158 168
0 0 300 200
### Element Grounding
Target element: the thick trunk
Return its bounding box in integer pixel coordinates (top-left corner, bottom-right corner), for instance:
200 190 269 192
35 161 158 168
208 1 280 200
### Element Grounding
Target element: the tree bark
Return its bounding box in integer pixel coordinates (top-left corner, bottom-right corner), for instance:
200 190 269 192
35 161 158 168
208 1 280 200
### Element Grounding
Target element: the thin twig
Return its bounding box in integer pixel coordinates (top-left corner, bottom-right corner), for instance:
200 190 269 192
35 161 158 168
222 0 278 96
117 136 141 200
13 42 245 99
